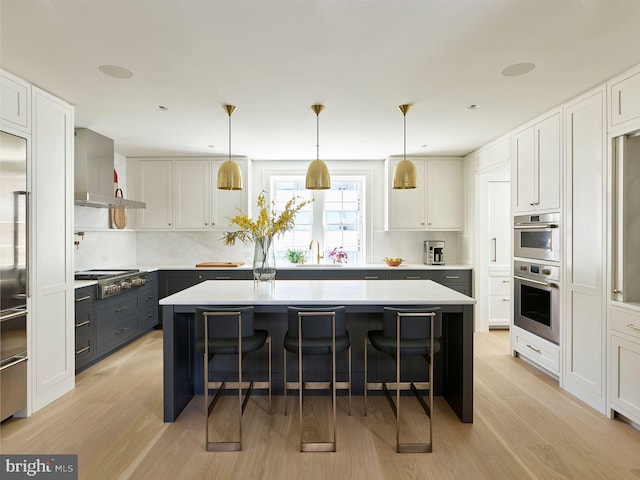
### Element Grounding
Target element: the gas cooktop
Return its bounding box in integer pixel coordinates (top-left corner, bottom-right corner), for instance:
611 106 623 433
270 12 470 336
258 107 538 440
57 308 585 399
74 269 139 280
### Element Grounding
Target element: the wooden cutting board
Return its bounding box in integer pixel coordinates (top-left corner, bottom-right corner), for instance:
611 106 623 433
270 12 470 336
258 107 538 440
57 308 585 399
111 188 127 229
195 262 245 268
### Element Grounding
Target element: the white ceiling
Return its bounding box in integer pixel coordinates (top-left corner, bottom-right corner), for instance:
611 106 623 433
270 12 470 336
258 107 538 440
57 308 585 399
2 0 640 160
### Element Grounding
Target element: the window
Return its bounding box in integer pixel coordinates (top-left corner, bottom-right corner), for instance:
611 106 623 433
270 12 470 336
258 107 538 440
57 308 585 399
271 175 365 264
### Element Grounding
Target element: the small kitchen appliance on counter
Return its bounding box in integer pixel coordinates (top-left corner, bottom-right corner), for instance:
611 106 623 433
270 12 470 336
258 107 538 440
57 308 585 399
424 240 445 265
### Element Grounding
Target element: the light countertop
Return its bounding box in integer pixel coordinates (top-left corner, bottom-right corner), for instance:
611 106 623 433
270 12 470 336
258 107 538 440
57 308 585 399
137 263 472 272
159 279 476 306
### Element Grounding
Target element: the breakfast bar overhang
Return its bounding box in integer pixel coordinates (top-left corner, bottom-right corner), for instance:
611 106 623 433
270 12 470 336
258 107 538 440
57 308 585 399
160 279 476 423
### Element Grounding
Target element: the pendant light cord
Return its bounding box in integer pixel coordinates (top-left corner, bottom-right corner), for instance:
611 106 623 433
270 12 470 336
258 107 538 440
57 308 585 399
316 111 320 161
403 111 407 162
228 112 232 162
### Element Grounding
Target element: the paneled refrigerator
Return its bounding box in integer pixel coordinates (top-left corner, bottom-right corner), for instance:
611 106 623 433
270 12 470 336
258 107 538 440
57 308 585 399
0 130 28 421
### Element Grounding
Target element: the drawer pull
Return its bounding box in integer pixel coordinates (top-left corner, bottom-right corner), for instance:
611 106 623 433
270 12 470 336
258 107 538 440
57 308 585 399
502 280 510 284
75 320 91 328
115 328 128 335
406 276 421 279
626 323 640 331
445 276 460 279
216 276 231 280
502 298 510 302
75 345 91 355
75 295 92 302
114 306 128 313
364 276 379 280
144 296 154 301
526 344 542 354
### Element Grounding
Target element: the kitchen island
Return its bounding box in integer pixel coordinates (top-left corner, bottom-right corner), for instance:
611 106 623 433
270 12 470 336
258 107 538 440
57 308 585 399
160 279 476 423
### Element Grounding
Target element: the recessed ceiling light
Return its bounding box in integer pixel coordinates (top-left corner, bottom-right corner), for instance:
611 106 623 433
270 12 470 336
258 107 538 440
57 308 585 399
156 105 168 111
467 104 479 110
501 62 536 77
98 64 133 79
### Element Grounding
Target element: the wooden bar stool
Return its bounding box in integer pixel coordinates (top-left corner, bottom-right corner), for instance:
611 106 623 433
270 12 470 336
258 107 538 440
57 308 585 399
364 306 441 453
283 306 351 452
196 306 271 452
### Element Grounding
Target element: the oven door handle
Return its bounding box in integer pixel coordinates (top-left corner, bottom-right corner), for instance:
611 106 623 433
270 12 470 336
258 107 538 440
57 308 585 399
513 224 559 230
513 275 559 289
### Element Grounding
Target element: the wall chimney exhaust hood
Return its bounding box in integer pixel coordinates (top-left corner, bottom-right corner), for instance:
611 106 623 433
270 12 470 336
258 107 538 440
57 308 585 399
74 128 145 209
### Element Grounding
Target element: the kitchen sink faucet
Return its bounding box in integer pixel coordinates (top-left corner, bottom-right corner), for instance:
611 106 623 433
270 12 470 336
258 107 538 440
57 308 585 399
309 239 324 264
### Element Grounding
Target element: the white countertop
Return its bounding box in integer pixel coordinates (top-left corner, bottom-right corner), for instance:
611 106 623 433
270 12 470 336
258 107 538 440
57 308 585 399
137 263 472 271
74 280 97 289
159 279 476 306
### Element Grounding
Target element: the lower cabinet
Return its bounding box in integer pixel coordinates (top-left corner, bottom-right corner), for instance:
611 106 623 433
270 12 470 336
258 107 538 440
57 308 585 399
75 286 96 371
512 325 560 376
74 272 159 373
609 306 640 424
488 274 511 329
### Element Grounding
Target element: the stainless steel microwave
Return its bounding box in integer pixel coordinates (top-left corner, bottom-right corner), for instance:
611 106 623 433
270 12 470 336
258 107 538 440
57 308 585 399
513 213 560 263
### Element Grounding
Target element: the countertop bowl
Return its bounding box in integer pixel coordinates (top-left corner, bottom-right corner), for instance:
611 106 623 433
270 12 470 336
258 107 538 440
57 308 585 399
385 260 403 267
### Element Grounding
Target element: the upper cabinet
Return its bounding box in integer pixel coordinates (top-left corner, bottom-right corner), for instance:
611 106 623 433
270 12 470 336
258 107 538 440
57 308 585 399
608 66 640 132
385 157 463 231
512 111 561 214
0 70 30 132
136 157 247 231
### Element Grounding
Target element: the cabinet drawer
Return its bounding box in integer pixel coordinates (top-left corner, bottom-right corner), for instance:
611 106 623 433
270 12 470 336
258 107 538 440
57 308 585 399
513 326 559 375
489 276 511 295
139 288 157 309
204 270 250 280
140 309 158 330
97 314 138 354
489 295 511 320
610 306 640 342
75 317 93 344
75 286 96 303
392 271 431 280
430 270 470 285
96 296 139 331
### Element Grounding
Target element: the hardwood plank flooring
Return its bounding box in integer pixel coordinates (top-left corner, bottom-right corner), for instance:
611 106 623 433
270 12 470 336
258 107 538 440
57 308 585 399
1 330 639 479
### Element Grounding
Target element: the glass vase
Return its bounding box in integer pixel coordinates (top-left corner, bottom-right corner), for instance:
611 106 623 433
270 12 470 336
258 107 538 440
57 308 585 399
253 236 276 282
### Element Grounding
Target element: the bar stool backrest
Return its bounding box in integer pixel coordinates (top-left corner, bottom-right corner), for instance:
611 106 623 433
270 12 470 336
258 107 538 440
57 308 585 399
287 306 347 339
382 307 442 340
196 306 255 340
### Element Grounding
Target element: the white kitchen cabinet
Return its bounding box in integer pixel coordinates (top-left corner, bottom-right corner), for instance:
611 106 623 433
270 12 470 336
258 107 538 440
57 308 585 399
174 159 210 229
385 157 426 230
31 87 75 413
608 66 640 132
609 305 640 424
0 70 30 132
488 273 511 329
385 157 463 231
136 158 248 231
137 160 173 229
512 325 560 377
211 159 247 229
426 159 463 230
512 112 561 213
563 89 607 413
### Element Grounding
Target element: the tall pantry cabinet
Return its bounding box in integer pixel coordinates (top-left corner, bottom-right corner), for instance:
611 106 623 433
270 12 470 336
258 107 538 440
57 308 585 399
1 70 75 415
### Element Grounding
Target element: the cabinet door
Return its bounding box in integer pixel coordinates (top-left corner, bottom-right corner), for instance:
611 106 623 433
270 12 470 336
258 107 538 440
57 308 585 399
138 160 173 229
174 160 210 229
31 87 75 412
386 158 426 230
211 159 247 229
610 334 640 424
512 126 536 213
426 158 463 230
536 113 561 211
1 70 30 131
609 69 640 129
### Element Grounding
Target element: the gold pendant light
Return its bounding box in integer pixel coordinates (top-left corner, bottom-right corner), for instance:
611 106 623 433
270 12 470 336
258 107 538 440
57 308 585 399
393 104 417 189
217 104 243 190
306 104 331 190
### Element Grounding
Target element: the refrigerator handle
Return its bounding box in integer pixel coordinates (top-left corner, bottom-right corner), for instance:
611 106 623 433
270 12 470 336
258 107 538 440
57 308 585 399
15 191 30 299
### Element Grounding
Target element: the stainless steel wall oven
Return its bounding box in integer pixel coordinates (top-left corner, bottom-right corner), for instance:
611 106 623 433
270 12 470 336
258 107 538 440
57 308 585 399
513 213 560 262
513 260 560 345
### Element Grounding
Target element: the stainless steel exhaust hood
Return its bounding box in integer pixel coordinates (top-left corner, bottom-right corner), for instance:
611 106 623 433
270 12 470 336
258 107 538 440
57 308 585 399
74 128 146 209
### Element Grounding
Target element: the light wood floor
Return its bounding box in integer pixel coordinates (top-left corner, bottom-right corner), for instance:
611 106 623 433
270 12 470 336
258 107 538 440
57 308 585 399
1 330 639 480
